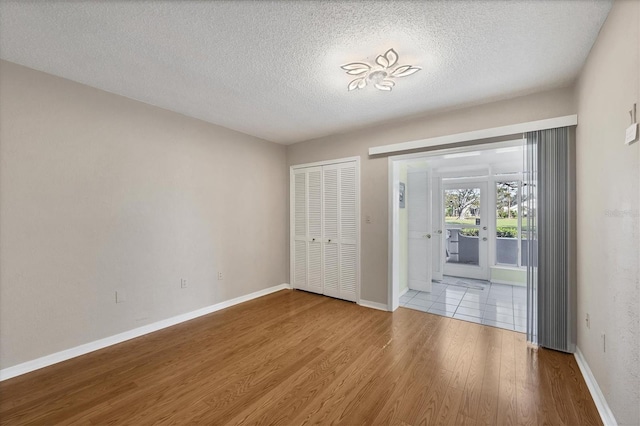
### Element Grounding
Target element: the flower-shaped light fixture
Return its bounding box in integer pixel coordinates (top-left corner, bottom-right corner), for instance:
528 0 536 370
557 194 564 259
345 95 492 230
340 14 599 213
341 48 421 92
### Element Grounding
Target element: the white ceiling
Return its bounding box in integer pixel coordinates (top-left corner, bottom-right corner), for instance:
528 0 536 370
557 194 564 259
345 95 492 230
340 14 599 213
0 1 611 145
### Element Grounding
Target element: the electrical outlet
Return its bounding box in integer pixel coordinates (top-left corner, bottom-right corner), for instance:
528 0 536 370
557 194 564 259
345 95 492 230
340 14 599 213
585 313 590 329
218 272 223 280
180 278 188 288
115 290 125 304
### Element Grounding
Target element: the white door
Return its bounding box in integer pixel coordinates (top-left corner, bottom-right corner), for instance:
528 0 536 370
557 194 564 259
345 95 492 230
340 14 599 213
443 181 489 280
291 160 359 302
407 170 432 292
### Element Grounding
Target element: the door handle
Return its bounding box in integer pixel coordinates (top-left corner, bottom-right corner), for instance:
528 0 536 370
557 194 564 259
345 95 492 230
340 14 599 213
482 237 487 241
424 234 431 239
437 230 442 234
482 226 487 230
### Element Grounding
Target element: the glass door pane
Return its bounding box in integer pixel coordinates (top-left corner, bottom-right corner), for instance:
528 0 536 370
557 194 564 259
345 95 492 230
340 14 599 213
495 181 520 267
444 187 481 266
442 182 488 280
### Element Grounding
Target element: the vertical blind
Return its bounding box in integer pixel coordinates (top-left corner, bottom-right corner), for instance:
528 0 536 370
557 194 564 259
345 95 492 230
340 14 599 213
524 127 577 353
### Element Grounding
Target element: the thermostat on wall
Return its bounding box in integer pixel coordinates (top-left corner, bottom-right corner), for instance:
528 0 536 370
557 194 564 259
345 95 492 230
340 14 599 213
625 122 638 145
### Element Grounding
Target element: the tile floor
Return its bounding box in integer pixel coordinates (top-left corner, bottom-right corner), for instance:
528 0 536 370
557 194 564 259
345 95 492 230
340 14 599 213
399 276 527 333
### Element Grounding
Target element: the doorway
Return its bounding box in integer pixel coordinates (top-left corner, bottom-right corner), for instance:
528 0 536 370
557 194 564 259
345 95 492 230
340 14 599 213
389 141 527 332
443 181 488 280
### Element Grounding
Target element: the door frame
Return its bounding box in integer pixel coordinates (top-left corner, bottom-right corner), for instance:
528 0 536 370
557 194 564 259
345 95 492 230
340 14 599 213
442 179 490 280
388 141 524 311
289 156 361 303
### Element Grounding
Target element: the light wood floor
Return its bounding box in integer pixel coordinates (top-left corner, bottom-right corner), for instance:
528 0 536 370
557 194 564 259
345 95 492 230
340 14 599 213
0 289 601 425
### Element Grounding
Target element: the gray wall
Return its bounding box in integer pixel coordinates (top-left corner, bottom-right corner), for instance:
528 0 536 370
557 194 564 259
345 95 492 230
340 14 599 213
575 1 640 424
287 86 576 303
0 61 289 370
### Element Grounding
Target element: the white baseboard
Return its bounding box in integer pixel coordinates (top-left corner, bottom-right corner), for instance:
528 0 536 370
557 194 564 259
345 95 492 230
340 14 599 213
490 279 526 287
574 347 618 426
359 299 390 312
0 284 291 382
399 287 409 297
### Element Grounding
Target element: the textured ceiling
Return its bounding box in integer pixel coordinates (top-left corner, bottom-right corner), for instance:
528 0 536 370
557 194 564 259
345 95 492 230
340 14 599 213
0 1 612 144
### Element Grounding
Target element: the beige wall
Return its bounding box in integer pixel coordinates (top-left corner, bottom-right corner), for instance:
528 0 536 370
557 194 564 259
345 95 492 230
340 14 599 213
0 61 289 370
287 86 576 303
575 1 640 424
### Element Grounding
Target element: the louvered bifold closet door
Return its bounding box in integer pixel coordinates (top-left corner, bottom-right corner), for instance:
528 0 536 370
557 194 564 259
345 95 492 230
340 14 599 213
322 165 340 299
306 167 324 294
293 170 308 291
291 160 358 302
338 162 358 302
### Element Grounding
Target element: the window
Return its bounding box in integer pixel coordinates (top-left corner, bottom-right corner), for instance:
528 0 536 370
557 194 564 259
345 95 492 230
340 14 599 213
495 180 524 267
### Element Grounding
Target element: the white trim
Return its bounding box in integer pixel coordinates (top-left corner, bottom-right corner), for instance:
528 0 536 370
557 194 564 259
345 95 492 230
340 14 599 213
290 156 361 170
0 284 292 382
491 265 526 272
399 287 409 297
369 115 578 155
490 279 526 287
388 157 399 312
574 347 618 426
358 299 390 312
355 158 362 305
290 168 296 291
388 140 523 163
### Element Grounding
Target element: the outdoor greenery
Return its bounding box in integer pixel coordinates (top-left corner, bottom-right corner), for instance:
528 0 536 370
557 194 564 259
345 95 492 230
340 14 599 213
496 226 518 238
496 181 518 219
458 226 518 237
445 217 524 227
445 181 532 239
459 228 479 236
444 188 480 219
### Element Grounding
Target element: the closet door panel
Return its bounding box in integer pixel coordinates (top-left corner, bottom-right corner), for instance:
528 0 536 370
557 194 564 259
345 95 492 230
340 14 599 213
338 163 358 301
340 165 357 244
307 241 323 293
294 240 307 289
307 167 323 294
340 244 357 302
323 166 340 298
292 170 307 290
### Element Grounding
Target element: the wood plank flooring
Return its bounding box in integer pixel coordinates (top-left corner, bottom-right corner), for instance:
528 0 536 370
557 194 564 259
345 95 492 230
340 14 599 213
0 289 602 425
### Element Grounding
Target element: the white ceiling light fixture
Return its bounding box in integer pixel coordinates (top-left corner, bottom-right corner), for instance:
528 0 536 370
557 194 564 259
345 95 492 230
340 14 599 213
341 48 421 92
